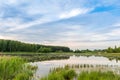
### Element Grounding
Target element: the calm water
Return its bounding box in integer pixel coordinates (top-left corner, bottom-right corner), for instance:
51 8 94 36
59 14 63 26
31 55 120 79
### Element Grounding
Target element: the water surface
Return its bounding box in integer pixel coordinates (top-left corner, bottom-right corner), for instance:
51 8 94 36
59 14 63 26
31 55 120 79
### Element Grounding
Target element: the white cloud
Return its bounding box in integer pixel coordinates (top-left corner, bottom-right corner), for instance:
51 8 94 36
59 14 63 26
5 8 92 31
59 8 92 19
107 28 120 36
0 1 94 32
0 0 120 49
113 23 120 27
4 16 57 31
53 24 120 45
0 0 25 6
41 40 120 50
90 33 109 41
6 0 18 5
0 18 22 28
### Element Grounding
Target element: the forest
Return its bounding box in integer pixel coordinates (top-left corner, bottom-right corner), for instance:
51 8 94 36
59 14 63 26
0 39 120 53
0 39 70 53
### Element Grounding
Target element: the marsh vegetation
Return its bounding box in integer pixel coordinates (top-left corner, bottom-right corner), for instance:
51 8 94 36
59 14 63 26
40 65 120 80
1 40 120 80
0 56 37 80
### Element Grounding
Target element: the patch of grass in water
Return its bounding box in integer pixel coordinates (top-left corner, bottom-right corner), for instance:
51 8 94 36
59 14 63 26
41 66 77 80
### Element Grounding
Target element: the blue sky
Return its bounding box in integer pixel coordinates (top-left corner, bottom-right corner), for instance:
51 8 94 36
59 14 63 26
0 0 120 49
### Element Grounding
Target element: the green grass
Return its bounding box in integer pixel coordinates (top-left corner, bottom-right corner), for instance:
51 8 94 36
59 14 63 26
78 71 120 80
40 66 120 80
0 56 37 80
40 66 77 80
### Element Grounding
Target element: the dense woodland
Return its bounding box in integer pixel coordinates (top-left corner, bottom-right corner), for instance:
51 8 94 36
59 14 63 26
0 39 120 53
0 39 70 52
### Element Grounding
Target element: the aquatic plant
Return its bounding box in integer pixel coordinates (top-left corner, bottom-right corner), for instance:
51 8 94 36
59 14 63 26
41 65 120 80
40 66 76 80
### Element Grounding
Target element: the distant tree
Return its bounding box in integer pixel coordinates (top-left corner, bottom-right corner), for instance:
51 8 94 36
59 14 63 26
74 49 81 53
37 47 52 53
107 47 113 53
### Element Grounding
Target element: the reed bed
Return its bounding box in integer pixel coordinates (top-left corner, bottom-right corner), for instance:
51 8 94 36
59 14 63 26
0 56 37 80
41 64 120 80
41 66 77 80
78 71 120 80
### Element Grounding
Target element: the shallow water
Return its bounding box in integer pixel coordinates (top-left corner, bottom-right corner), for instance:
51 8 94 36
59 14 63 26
31 55 120 79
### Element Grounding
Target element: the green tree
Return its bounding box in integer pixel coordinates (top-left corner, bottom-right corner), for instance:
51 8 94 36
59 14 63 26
37 47 52 53
107 47 113 53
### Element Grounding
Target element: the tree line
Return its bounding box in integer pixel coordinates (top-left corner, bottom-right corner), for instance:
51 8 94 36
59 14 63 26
0 39 70 53
74 46 120 53
0 39 119 53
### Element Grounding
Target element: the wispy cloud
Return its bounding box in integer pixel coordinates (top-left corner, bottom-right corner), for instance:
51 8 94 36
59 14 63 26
59 8 92 19
7 18 52 31
0 0 120 49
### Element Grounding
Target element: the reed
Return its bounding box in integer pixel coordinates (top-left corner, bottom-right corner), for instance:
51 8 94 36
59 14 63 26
40 65 120 80
0 56 37 80
78 71 120 80
40 66 76 80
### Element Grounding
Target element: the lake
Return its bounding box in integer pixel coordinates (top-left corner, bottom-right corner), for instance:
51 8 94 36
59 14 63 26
31 55 120 79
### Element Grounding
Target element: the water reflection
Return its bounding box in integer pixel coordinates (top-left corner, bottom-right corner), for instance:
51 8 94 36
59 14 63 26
31 55 120 79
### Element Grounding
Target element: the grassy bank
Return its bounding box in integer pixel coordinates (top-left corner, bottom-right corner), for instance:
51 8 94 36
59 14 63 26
0 56 37 80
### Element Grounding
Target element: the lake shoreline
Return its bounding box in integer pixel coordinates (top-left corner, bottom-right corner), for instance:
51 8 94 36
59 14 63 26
1 52 120 62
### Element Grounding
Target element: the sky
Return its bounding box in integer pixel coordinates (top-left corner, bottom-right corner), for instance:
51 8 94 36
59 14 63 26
0 0 120 49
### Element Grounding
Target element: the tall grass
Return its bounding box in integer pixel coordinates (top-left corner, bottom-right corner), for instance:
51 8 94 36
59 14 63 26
40 66 77 80
78 71 120 80
40 65 120 80
0 56 37 80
